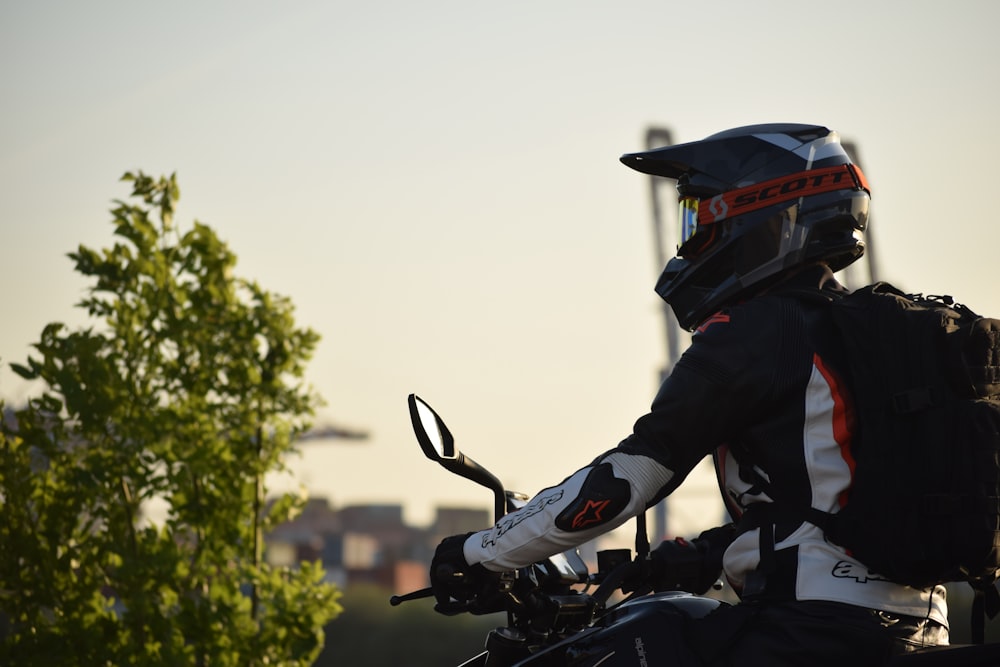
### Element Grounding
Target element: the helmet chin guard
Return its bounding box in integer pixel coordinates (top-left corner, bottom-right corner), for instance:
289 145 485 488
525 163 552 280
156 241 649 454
622 123 869 331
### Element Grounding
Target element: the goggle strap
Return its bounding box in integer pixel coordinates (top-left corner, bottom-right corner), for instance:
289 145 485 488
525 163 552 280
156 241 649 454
698 164 869 225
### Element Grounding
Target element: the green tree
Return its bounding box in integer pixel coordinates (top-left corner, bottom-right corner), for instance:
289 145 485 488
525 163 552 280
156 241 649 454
0 172 342 666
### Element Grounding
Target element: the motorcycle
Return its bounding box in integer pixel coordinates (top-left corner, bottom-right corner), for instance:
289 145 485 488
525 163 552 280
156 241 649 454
391 394 1000 666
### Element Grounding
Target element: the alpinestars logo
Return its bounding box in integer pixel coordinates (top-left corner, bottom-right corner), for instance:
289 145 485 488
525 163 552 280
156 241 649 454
570 498 611 529
832 560 888 584
480 490 564 548
554 463 632 533
634 636 649 667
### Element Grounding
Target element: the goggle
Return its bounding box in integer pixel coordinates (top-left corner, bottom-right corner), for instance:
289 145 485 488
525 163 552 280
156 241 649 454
679 196 701 245
678 163 870 249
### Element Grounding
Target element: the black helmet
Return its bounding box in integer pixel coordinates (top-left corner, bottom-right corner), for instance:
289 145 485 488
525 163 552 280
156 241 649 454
621 123 869 331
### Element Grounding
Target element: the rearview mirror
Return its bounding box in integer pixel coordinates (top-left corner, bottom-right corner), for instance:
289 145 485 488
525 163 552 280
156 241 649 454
406 393 507 522
408 394 456 461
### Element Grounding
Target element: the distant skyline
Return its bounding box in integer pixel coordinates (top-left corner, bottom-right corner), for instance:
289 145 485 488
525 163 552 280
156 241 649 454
3 0 998 537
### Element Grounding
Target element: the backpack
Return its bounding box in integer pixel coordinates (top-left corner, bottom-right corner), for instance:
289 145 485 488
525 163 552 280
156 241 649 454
810 282 1000 640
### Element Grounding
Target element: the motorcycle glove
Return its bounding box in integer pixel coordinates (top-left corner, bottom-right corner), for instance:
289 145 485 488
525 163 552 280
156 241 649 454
430 533 504 615
625 523 735 595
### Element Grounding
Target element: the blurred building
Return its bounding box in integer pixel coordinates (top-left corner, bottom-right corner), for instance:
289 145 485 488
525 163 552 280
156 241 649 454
264 497 491 591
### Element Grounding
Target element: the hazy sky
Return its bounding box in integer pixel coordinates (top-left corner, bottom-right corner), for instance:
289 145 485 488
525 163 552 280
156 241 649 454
3 1 998 536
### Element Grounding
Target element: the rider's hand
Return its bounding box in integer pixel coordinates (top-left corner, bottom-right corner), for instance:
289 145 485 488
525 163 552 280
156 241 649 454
430 533 503 615
624 524 735 595
693 523 736 575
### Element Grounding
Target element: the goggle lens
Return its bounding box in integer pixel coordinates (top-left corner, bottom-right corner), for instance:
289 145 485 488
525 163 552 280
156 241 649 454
679 197 700 244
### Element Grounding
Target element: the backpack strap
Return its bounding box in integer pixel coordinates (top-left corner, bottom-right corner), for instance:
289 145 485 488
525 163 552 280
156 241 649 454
732 461 837 600
971 577 1000 644
735 491 836 542
960 317 1000 398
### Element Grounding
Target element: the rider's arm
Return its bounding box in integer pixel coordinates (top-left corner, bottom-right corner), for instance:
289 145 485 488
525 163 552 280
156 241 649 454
461 299 783 572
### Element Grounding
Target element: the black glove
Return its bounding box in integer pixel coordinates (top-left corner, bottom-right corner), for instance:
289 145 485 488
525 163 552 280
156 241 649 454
430 533 503 615
624 524 735 595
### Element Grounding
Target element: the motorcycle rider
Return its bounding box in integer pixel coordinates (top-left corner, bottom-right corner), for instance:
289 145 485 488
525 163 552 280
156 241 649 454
430 123 949 665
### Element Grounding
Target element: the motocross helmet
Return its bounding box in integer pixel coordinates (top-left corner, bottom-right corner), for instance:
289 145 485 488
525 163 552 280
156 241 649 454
621 123 869 331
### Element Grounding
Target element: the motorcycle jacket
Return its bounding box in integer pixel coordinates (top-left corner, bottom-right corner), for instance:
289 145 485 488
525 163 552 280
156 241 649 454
462 265 948 627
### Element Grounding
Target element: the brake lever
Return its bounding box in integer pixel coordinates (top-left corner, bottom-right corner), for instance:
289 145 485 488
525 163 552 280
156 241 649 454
389 587 435 606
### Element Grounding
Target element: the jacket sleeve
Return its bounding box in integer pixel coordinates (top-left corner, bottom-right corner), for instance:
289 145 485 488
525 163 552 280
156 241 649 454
463 300 781 572
464 450 675 571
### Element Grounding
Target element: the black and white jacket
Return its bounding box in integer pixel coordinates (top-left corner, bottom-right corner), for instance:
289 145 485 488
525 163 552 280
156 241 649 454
462 266 947 626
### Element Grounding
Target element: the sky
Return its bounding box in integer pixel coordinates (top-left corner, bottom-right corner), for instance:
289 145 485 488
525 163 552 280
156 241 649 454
2 0 998 538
